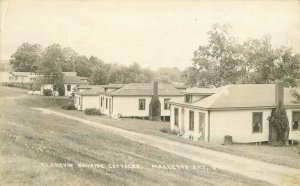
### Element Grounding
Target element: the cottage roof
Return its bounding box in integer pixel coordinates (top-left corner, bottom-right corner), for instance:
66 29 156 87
102 84 127 89
170 84 300 110
76 86 105 96
183 87 218 95
109 83 183 96
64 76 87 84
77 85 100 89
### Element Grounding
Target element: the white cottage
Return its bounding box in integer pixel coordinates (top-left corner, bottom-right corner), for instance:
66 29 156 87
99 83 184 120
169 82 300 144
74 86 105 110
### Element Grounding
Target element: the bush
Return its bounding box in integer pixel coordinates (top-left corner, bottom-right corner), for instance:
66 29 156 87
43 89 53 96
58 85 65 96
62 102 76 110
160 127 178 135
84 108 101 115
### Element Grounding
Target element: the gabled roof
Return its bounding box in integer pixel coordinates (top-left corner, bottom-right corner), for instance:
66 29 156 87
76 86 105 96
183 87 218 95
64 76 87 84
78 76 89 80
109 83 183 96
103 84 127 89
77 85 100 89
170 84 300 110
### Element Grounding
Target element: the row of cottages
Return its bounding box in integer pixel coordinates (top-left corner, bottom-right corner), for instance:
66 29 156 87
169 81 300 144
74 83 185 120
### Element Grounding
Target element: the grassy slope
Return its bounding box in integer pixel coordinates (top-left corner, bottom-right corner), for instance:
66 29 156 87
55 105 300 170
0 86 272 186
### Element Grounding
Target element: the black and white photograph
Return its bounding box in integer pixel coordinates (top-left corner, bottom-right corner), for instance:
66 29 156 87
0 0 300 185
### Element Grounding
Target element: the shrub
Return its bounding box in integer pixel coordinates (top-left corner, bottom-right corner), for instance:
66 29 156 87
268 102 289 145
43 89 53 96
62 102 76 110
84 108 101 115
160 127 178 135
58 85 65 96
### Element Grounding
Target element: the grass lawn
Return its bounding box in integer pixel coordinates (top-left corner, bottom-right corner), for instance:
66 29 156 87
0 86 272 186
54 103 300 170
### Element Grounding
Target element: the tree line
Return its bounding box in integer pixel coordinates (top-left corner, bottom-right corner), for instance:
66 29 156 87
182 23 300 88
9 43 183 85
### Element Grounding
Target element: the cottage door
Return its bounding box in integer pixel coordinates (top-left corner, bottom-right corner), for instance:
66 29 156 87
199 113 205 140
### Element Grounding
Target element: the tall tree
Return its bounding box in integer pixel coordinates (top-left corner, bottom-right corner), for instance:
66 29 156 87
10 43 43 72
184 24 300 88
61 47 78 71
184 24 243 87
39 44 64 102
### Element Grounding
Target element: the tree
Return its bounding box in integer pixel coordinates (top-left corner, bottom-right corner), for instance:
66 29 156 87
39 44 64 102
74 55 93 78
184 24 243 87
10 43 43 72
61 47 78 71
268 102 290 145
184 24 300 88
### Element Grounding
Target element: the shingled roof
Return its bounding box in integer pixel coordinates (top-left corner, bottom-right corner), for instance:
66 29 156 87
109 83 183 96
170 84 300 110
102 84 127 88
76 86 105 96
64 76 87 84
183 87 218 95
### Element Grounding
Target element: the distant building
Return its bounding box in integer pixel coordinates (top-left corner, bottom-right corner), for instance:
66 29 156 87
41 73 88 96
0 70 88 96
169 82 300 144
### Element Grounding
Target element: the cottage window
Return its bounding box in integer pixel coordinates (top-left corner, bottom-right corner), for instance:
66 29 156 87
252 112 263 133
164 98 171 110
78 97 80 105
189 110 194 131
185 95 192 103
292 111 300 130
106 98 108 109
174 108 179 126
100 97 103 107
139 99 146 110
67 85 71 91
199 113 205 133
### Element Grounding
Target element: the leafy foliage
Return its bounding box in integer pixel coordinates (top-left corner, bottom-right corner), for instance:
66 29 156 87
11 43 184 85
160 127 178 135
43 89 53 96
10 43 43 72
184 23 300 88
57 84 65 96
84 108 102 115
290 89 300 104
62 102 76 110
38 44 65 101
268 102 289 145
30 77 43 91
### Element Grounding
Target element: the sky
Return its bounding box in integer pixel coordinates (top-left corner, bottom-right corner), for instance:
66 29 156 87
0 0 300 70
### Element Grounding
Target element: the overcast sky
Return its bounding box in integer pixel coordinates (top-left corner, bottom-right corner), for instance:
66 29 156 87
1 0 300 70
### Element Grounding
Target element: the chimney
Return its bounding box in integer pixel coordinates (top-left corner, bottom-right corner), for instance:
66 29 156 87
149 81 161 121
153 81 158 96
275 80 284 106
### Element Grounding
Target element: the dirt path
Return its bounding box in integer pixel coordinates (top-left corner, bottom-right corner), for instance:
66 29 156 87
33 108 300 185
